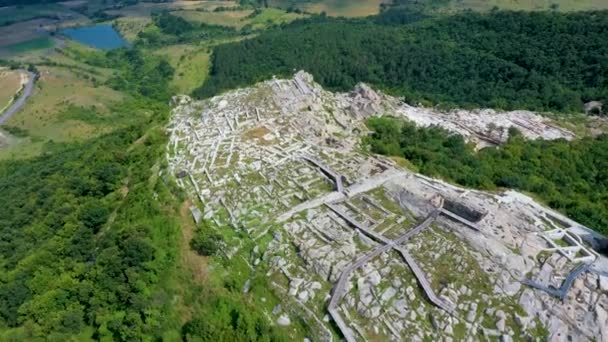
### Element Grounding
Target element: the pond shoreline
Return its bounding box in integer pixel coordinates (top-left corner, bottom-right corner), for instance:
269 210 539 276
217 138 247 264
60 24 128 50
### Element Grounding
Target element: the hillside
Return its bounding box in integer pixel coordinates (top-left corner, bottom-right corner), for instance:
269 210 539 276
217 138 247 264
169 71 608 341
0 0 607 340
195 10 608 113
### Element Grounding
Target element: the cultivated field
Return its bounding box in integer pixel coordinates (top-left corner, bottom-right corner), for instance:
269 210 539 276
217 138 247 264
445 0 608 12
0 18 57 48
0 3 81 26
4 37 55 55
269 0 386 17
173 9 254 28
105 0 237 18
247 8 306 28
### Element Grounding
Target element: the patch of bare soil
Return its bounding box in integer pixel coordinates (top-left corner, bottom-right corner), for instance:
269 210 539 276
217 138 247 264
179 199 209 284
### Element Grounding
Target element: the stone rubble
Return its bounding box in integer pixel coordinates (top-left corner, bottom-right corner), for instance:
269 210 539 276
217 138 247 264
167 71 608 341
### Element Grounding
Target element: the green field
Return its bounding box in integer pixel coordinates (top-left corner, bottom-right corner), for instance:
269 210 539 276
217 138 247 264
445 0 608 11
248 8 306 28
173 9 254 28
174 7 306 30
0 65 126 160
0 4 74 26
154 44 211 94
0 69 22 111
0 40 128 160
113 16 152 42
270 0 384 17
6 36 54 54
104 0 238 17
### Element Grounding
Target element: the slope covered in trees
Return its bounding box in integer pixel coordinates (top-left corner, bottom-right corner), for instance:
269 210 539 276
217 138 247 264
0 115 178 340
195 10 608 112
0 46 291 341
364 117 608 236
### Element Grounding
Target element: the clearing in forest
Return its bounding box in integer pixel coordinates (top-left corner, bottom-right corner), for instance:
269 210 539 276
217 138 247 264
270 0 386 17
104 0 238 18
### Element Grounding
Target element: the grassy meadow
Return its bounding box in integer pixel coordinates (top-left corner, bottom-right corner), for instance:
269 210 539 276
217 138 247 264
0 63 126 159
5 36 55 54
154 44 211 94
104 0 238 18
269 0 386 17
173 9 254 29
446 0 608 11
0 69 23 110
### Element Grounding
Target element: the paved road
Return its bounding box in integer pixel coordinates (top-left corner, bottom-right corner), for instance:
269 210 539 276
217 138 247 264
0 37 64 125
0 70 36 125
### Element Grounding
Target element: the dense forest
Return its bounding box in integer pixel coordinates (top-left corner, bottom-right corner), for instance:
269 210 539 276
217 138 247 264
0 111 176 340
195 10 608 112
364 117 608 236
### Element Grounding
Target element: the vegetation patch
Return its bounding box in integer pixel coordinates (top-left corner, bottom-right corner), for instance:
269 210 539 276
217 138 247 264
0 3 75 26
174 8 254 29
242 125 271 139
154 44 211 94
270 0 383 17
6 37 54 54
195 10 608 113
364 116 608 236
247 7 306 29
443 0 608 12
113 16 152 42
0 69 22 110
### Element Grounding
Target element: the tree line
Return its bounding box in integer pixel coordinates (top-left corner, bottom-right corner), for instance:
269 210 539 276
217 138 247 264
364 117 608 237
195 10 608 113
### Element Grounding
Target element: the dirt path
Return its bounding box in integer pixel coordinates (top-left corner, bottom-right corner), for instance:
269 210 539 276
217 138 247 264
0 70 35 125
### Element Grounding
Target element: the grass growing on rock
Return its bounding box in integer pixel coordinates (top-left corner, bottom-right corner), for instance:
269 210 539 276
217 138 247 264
410 226 537 338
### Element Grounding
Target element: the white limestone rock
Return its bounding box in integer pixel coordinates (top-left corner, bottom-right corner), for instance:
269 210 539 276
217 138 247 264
600 275 608 293
381 287 397 303
277 314 291 326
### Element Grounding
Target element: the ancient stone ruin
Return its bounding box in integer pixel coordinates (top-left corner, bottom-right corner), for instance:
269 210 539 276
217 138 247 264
167 71 608 341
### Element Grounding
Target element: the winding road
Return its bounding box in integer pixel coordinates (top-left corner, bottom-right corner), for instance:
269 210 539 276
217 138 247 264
0 70 36 125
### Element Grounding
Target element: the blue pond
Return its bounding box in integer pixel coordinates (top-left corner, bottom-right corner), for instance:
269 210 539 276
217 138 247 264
61 25 128 50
